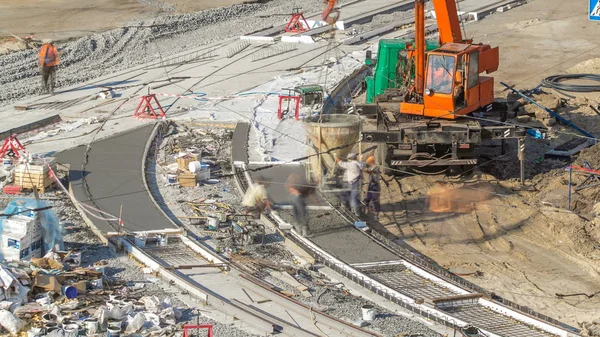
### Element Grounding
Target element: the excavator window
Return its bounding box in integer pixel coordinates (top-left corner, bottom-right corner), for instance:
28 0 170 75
426 54 455 95
468 51 479 89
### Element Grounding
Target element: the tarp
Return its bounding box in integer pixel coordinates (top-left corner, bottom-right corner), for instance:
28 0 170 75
0 198 64 257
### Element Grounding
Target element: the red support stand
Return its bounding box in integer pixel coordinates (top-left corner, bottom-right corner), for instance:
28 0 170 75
133 94 166 119
0 134 27 159
277 95 301 120
285 10 310 33
183 325 213 337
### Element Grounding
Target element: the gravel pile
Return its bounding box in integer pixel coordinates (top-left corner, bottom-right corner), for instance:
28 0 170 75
0 0 323 107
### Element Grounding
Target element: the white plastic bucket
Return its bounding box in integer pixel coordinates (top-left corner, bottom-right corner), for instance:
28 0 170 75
188 161 202 172
207 216 219 229
361 304 376 321
189 161 210 180
107 326 121 337
158 235 168 246
85 318 99 334
35 293 51 306
64 324 79 337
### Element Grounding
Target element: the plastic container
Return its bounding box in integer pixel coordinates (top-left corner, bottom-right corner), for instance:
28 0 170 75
157 235 168 246
167 174 177 184
107 319 122 330
107 326 121 337
207 216 219 229
35 293 51 306
189 161 210 180
361 304 376 321
42 313 57 323
85 318 99 334
63 324 79 337
62 285 78 299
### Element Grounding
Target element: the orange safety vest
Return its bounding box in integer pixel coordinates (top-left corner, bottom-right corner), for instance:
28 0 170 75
39 44 59 67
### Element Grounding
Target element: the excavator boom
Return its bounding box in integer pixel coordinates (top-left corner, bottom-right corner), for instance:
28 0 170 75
432 0 463 44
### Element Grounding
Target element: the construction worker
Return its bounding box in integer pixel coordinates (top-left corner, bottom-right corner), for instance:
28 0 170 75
430 56 454 94
39 40 60 94
336 152 363 216
363 156 381 217
285 173 315 237
242 178 272 218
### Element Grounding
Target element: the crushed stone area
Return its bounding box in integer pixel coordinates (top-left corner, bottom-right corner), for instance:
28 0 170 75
258 269 443 337
0 0 325 106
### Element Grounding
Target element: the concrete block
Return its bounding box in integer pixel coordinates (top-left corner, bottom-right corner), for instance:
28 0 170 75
281 35 314 44
240 36 276 42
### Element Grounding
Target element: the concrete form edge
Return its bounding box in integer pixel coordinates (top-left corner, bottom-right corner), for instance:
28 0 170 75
120 238 209 303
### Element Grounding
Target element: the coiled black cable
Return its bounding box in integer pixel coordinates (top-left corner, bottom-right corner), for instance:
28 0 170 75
541 74 600 92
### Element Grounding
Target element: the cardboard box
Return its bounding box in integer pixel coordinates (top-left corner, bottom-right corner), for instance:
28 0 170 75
176 154 198 170
1 231 42 261
178 171 197 187
2 216 39 236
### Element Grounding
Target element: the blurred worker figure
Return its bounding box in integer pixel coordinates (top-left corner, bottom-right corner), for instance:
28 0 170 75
242 178 272 218
285 173 315 237
39 40 60 94
363 155 381 217
336 152 363 216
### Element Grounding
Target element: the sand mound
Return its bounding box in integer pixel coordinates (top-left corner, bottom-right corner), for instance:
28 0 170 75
567 58 600 74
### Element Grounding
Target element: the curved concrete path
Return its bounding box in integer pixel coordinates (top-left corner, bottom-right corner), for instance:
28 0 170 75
57 123 175 233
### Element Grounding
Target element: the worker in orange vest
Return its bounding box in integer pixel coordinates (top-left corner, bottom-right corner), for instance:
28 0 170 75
39 40 60 94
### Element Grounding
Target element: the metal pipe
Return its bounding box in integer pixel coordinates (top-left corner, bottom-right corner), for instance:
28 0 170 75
568 166 573 211
415 0 426 95
518 137 525 185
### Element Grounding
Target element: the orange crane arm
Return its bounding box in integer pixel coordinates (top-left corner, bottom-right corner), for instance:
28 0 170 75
322 0 338 24
432 0 463 44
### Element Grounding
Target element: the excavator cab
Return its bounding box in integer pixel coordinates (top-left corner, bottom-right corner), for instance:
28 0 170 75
412 43 499 119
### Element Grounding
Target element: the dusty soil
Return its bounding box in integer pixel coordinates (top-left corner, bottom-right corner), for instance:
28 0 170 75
0 0 247 53
358 1 600 327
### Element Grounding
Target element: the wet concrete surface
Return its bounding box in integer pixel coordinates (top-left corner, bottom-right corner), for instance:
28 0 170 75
231 123 249 163
57 124 176 233
248 164 327 207
278 210 399 264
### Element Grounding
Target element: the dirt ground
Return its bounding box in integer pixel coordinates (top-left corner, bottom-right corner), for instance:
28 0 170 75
365 0 600 328
0 0 247 53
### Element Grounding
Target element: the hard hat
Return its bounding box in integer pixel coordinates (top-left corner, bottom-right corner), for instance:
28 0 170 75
366 156 376 165
347 153 358 160
42 39 54 44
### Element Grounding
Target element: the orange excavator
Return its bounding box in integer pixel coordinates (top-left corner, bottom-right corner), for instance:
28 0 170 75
356 0 526 176
402 0 500 119
322 0 339 25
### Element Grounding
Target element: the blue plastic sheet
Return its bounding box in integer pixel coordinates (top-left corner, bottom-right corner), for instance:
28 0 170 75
0 198 64 259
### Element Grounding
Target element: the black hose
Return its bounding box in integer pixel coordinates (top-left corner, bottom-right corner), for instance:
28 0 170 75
541 74 600 92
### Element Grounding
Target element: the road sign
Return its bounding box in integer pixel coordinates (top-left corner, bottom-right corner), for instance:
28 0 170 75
590 0 600 21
